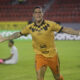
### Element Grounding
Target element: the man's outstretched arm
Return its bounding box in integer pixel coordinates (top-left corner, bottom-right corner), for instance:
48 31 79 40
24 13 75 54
0 32 22 43
3 54 13 61
62 27 80 35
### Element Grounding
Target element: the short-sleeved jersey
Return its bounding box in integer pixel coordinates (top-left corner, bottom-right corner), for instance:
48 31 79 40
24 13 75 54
21 20 62 57
11 46 18 62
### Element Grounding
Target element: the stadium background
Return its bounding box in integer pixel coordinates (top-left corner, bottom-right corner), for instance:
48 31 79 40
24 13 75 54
0 0 80 80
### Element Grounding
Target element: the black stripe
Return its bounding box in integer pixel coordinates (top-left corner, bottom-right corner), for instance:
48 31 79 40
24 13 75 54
58 27 63 33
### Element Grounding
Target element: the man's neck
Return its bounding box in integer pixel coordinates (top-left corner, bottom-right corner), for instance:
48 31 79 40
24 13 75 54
35 19 44 26
10 45 14 48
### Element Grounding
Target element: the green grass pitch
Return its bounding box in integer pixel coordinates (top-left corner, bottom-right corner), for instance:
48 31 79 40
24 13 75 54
0 40 80 80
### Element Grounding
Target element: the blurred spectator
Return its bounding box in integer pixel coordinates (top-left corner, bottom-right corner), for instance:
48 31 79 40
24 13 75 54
0 40 18 64
11 0 27 5
18 0 27 4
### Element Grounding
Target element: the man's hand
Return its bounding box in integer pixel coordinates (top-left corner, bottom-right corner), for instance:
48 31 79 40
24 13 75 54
62 27 80 35
0 35 5 43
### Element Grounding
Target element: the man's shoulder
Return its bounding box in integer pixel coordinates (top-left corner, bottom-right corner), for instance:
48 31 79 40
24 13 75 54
12 46 17 51
45 20 56 25
27 22 34 27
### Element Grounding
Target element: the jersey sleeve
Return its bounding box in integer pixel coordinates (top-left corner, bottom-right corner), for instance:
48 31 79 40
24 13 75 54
51 22 63 33
20 25 30 35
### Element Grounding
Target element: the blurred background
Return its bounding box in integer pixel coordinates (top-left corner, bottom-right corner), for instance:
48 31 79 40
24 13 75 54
0 0 80 80
0 0 80 40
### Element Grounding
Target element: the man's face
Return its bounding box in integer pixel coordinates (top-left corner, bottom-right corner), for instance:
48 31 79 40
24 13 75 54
33 8 43 22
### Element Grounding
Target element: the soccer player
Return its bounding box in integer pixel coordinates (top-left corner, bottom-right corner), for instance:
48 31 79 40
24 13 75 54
0 6 80 80
0 40 18 64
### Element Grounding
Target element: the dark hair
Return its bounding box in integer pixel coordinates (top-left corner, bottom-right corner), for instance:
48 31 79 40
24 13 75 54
33 6 43 12
9 40 14 44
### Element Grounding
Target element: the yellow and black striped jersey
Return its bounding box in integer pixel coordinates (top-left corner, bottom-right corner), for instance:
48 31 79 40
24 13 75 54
21 20 62 57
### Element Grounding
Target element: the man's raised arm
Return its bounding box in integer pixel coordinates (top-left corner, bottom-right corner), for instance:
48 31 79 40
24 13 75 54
62 27 80 36
0 32 22 43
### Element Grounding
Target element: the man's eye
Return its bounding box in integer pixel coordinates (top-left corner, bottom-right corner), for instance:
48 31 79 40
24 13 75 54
35 12 41 13
39 12 41 13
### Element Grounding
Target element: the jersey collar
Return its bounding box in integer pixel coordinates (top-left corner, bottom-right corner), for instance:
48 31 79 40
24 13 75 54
34 20 45 28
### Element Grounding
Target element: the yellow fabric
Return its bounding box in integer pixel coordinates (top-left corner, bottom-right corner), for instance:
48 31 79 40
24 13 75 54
21 20 62 57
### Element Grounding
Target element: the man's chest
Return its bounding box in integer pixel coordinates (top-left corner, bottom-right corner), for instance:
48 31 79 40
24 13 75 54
31 30 49 38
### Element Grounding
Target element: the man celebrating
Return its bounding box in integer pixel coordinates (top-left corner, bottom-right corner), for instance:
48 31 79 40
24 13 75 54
0 40 18 64
0 6 80 80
